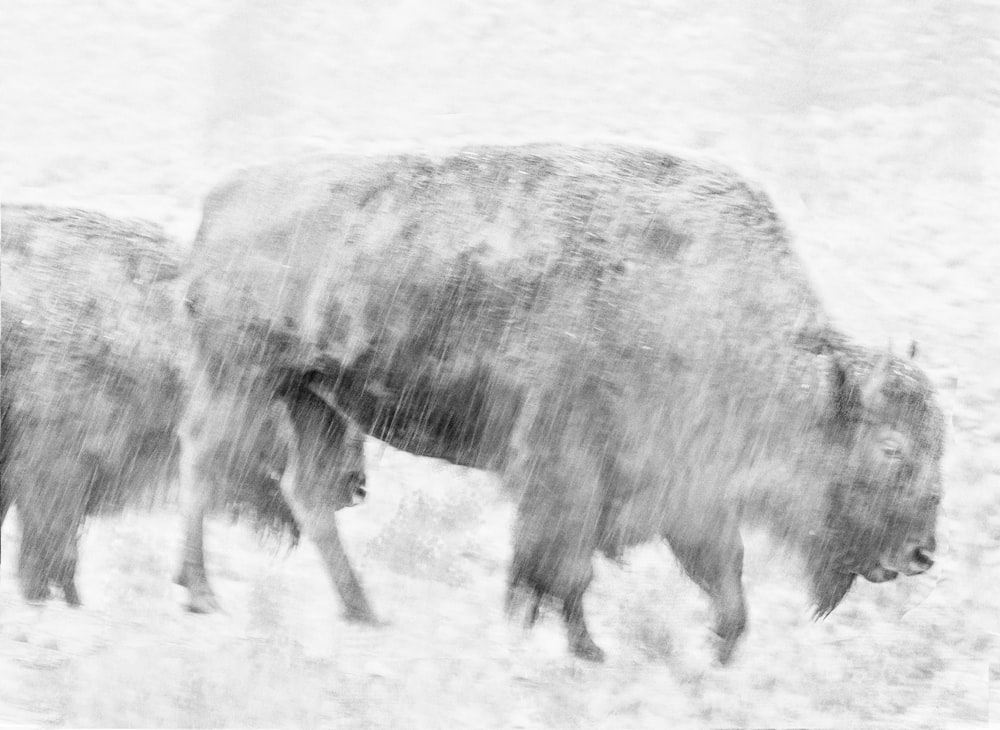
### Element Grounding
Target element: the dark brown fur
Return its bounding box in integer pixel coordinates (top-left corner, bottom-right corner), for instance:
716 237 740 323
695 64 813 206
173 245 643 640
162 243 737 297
187 144 945 662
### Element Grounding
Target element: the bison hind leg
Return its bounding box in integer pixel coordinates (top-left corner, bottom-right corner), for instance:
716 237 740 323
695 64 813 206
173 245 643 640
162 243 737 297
175 554 221 614
174 481 222 615
174 456 222 614
175 560 221 614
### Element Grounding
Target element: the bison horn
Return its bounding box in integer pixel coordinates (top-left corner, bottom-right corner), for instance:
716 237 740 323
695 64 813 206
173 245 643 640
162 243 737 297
908 340 918 360
859 350 891 411
794 324 844 355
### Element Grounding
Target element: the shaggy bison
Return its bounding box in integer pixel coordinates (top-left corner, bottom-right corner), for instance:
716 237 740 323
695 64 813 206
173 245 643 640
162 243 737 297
0 205 186 604
0 205 364 611
184 144 945 662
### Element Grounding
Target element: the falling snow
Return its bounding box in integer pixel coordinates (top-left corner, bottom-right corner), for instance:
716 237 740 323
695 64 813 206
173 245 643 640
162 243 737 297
1 1 998 728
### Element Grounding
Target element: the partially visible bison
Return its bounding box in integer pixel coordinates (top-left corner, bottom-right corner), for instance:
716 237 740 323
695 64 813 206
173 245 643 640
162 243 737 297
0 205 367 612
0 205 186 604
184 144 945 663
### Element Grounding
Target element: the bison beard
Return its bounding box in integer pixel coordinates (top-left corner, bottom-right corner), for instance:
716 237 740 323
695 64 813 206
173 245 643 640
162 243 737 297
183 144 945 665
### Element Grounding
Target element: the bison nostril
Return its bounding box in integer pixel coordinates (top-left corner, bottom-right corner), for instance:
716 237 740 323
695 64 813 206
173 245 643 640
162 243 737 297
912 547 934 570
347 471 367 500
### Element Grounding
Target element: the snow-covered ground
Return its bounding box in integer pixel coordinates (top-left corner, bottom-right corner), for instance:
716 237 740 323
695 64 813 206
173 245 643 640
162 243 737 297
2 1 998 727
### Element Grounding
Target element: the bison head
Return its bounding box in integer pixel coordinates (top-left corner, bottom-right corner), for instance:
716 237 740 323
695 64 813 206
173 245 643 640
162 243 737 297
809 347 945 618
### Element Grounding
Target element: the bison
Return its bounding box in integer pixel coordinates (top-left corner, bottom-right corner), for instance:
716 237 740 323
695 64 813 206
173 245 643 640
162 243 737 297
0 205 186 605
0 205 365 611
183 144 945 663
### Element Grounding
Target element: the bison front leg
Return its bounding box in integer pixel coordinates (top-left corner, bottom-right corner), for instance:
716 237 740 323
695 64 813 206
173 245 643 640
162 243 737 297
176 499 219 613
507 499 605 663
664 523 748 665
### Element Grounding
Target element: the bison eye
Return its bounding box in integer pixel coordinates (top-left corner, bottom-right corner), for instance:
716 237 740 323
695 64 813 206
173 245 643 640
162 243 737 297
880 439 905 459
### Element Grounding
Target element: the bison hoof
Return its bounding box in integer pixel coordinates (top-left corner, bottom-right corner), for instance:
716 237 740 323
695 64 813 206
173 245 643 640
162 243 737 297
186 589 222 614
175 566 222 614
64 589 83 608
23 585 52 604
570 637 606 663
714 635 740 665
343 606 380 625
